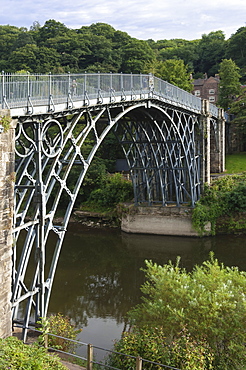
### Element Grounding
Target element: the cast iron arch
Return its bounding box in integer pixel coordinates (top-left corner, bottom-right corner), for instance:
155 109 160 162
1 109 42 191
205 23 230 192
12 100 201 338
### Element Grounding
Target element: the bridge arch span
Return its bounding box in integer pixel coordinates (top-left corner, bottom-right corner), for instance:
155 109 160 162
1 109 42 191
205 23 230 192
6 72 224 340
13 100 203 336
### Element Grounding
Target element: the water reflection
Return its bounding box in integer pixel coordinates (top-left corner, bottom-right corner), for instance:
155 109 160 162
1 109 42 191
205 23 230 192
48 224 246 351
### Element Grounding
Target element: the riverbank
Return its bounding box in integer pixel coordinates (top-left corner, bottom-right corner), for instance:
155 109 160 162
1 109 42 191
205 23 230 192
73 210 119 228
72 203 246 237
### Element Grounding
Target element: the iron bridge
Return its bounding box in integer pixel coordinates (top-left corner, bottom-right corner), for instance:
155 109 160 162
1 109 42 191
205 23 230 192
0 72 225 339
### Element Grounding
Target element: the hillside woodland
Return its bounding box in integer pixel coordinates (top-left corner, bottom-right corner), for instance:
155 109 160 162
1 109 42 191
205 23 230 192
1 21 246 89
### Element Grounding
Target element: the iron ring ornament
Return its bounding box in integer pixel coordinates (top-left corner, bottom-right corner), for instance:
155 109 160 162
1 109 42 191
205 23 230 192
41 119 64 158
15 121 37 158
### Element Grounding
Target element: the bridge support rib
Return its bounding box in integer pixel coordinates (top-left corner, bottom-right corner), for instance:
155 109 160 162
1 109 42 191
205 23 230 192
115 103 202 207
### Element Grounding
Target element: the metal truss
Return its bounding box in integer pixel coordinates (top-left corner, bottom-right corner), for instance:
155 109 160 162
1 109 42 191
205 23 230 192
115 103 201 206
12 99 202 339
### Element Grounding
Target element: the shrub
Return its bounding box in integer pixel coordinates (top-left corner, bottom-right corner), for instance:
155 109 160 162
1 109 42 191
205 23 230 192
108 326 214 370
88 172 133 208
0 336 66 370
39 313 80 352
117 255 246 369
192 174 246 235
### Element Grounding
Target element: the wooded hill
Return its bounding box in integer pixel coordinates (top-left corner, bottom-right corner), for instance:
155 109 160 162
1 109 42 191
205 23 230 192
1 20 246 91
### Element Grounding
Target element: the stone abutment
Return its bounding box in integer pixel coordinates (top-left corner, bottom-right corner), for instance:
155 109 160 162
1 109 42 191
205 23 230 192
0 110 15 338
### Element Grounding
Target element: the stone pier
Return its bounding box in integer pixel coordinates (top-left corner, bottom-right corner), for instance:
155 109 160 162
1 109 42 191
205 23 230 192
0 110 15 338
121 205 211 237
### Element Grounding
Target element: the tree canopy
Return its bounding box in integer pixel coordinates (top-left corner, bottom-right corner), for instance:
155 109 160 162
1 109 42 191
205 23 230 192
1 20 246 91
218 58 241 110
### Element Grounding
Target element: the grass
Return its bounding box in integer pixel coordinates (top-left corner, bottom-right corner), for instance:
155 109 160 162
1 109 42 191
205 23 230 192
225 152 246 173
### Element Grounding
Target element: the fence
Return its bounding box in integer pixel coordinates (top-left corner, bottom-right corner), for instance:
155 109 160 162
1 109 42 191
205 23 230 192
0 72 218 117
18 326 181 370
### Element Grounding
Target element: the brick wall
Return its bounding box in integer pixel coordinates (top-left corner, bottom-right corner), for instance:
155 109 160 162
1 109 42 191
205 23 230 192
0 110 15 338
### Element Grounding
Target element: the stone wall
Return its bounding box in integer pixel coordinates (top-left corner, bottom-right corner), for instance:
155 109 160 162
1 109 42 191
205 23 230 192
0 110 15 338
121 205 211 237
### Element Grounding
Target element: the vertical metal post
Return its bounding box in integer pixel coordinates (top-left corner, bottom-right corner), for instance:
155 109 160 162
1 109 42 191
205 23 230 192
84 72 87 104
110 72 112 91
44 333 48 349
1 71 5 109
121 72 123 90
27 72 30 98
48 72 52 111
136 356 142 370
35 121 46 320
87 343 93 370
68 71 71 94
98 71 100 91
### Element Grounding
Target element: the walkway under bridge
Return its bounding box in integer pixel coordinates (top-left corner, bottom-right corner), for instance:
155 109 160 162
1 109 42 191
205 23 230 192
0 72 225 339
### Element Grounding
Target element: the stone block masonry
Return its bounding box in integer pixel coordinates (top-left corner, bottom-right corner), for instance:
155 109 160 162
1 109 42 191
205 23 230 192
0 110 15 338
121 205 211 237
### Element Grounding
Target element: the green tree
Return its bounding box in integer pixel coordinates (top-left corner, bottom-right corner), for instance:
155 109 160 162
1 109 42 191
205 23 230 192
146 59 193 91
35 46 61 73
226 26 246 70
0 25 21 71
218 58 241 110
8 44 39 72
11 28 36 51
157 39 199 71
37 19 69 45
194 31 227 76
126 255 246 369
88 172 133 208
229 89 246 144
121 39 155 73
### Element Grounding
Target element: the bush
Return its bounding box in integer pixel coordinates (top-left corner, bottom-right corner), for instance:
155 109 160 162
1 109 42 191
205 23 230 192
192 174 246 234
0 336 66 370
88 172 133 208
39 313 80 352
114 255 246 369
108 326 214 370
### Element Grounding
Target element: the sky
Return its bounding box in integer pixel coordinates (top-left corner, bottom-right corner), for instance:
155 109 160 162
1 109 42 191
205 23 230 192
1 0 246 41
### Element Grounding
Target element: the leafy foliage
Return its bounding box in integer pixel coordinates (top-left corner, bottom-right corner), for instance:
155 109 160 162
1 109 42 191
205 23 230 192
112 255 246 369
38 313 80 352
229 89 246 144
108 326 214 370
0 336 66 369
218 59 241 110
1 19 245 87
192 173 246 235
87 172 133 209
145 59 193 92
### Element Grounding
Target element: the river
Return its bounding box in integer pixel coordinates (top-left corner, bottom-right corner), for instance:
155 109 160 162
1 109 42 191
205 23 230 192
47 223 246 358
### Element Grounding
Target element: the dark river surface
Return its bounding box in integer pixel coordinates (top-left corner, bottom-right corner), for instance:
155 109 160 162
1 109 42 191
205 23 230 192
47 223 246 357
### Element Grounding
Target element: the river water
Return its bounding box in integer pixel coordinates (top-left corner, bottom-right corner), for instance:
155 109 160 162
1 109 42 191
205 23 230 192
47 223 246 357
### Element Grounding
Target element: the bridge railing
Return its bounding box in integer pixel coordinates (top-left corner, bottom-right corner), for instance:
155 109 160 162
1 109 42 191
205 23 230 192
17 325 181 370
0 72 218 117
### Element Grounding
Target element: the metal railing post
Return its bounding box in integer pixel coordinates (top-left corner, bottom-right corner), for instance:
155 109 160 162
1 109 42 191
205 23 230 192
98 71 100 91
87 343 93 370
1 71 5 109
48 72 52 111
44 333 48 349
68 71 71 94
136 356 142 370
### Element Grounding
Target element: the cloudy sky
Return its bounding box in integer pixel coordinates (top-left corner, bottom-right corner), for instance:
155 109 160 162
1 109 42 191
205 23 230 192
1 0 245 40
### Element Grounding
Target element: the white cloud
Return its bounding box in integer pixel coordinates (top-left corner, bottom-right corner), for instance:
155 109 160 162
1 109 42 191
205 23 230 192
0 0 245 40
